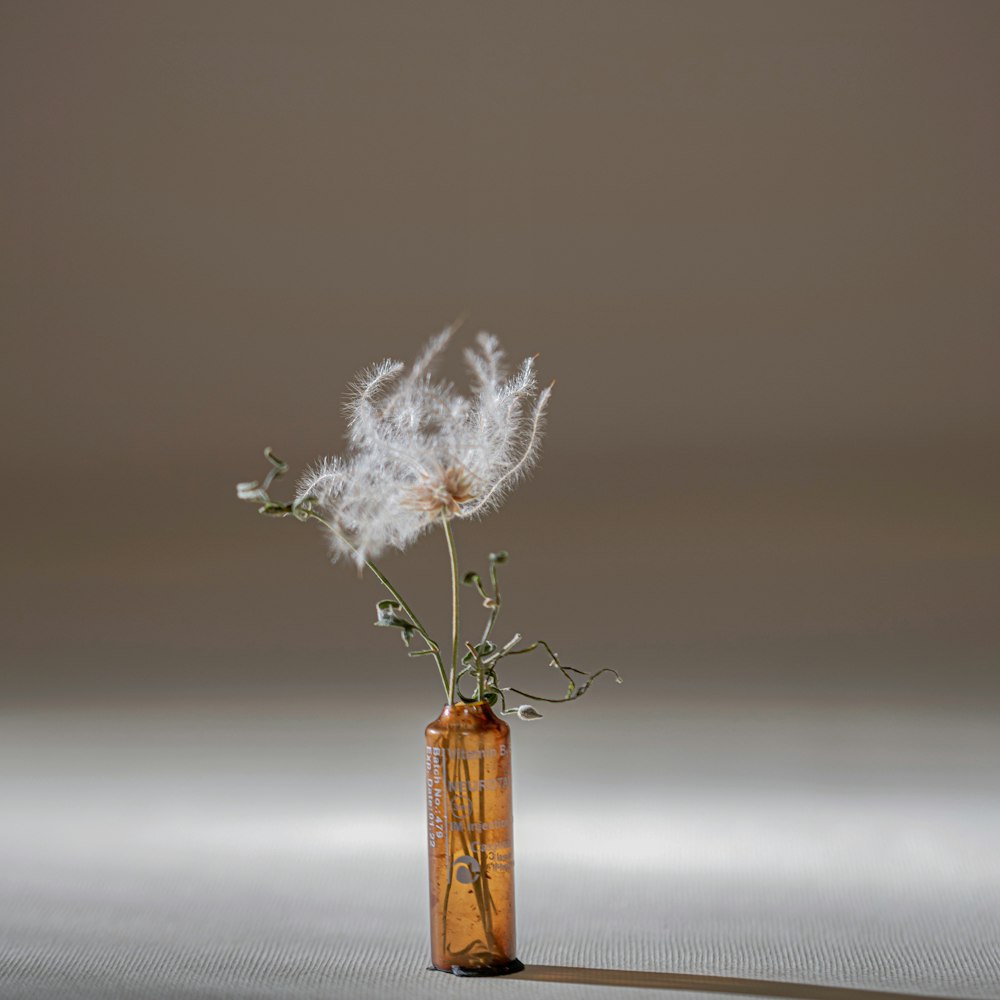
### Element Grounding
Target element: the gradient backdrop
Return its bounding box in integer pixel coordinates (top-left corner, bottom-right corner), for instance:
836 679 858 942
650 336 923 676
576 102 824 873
2 3 998 999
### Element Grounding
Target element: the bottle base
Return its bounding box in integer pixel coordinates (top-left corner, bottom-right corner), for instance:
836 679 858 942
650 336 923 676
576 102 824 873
427 959 525 977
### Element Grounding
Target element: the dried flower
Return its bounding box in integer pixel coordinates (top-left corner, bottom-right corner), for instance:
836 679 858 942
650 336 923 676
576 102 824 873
296 325 552 567
237 322 619 718
406 465 476 518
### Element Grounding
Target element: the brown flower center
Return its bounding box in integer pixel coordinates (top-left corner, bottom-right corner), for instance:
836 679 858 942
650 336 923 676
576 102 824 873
406 466 476 517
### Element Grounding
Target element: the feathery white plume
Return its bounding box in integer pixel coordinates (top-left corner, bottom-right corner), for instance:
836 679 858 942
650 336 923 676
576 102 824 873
297 324 551 567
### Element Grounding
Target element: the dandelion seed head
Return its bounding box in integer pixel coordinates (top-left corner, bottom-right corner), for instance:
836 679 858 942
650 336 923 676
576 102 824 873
295 323 551 566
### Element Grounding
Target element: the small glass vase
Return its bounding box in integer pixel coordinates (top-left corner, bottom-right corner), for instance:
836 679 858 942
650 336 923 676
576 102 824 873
424 700 524 976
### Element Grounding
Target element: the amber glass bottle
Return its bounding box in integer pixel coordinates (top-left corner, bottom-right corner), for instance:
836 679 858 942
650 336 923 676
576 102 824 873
425 700 523 976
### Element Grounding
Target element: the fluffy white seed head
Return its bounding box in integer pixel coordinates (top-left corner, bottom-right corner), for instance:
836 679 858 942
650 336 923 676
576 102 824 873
296 325 552 567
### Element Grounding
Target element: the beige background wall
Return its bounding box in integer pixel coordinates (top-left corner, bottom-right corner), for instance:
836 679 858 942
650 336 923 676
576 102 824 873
3 6 1000 998
2 1 998 709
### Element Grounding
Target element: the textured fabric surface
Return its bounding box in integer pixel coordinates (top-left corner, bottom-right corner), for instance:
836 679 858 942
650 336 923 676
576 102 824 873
1 699 997 1000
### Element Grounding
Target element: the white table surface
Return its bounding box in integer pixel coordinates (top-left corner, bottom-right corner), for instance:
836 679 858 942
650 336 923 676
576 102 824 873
1 696 997 1000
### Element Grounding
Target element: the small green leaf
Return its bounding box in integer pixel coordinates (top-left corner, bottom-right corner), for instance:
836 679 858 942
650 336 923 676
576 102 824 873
375 601 402 625
374 600 413 636
258 502 291 516
489 551 509 564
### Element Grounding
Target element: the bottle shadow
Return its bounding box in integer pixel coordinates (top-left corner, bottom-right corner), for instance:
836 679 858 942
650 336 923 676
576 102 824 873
512 965 963 1000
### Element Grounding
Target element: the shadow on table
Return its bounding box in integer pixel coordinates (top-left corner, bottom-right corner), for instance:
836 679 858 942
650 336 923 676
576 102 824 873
511 966 962 1000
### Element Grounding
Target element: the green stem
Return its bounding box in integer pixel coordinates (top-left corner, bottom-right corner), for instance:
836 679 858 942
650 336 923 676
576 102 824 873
307 510 450 698
442 514 461 705
465 642 487 704
462 751 497 943
366 559 450 697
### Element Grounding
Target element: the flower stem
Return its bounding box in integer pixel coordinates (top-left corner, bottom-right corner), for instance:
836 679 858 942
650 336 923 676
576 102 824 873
442 514 461 704
306 510 450 698
365 558 450 697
